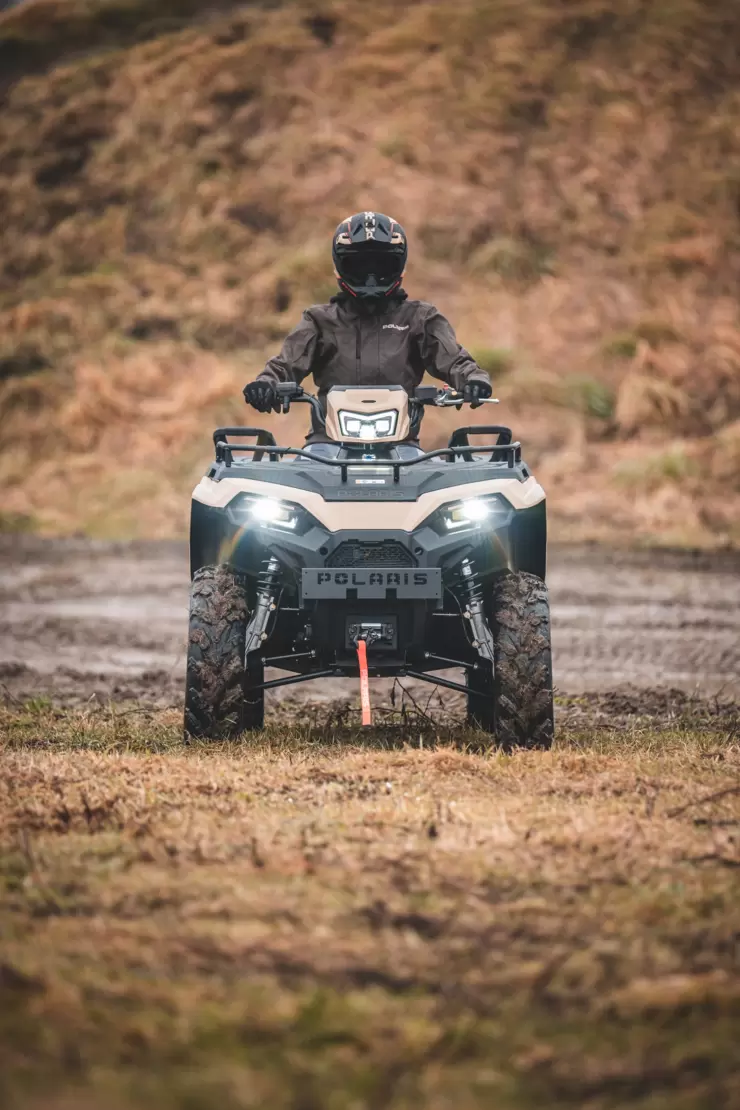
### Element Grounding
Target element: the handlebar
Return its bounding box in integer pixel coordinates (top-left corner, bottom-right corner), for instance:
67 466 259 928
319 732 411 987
252 382 499 417
435 393 500 408
410 385 499 408
272 382 325 424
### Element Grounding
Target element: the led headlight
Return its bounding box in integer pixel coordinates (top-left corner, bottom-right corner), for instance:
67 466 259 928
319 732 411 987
227 494 305 532
436 495 510 533
249 498 297 527
339 409 398 440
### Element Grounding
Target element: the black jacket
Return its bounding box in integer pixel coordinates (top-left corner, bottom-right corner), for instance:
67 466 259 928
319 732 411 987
258 291 489 405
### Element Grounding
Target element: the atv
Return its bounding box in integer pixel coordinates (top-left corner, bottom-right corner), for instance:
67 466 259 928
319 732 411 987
185 383 553 749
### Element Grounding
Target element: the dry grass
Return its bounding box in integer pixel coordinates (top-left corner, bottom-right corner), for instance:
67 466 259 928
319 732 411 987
1 696 739 1109
1 0 740 544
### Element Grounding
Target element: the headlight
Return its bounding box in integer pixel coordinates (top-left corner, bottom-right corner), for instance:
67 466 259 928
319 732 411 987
249 498 297 528
435 495 510 533
227 494 307 532
339 409 398 440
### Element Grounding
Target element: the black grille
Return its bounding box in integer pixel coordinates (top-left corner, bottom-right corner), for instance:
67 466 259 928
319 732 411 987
326 540 417 569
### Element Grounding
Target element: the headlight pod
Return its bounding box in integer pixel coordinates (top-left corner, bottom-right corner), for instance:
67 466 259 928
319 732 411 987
227 494 311 534
339 409 398 440
432 494 511 534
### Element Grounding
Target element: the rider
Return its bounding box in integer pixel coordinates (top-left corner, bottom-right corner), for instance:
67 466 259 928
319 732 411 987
243 211 492 441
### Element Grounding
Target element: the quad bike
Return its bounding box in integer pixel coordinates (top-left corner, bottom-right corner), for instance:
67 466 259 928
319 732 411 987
185 383 553 749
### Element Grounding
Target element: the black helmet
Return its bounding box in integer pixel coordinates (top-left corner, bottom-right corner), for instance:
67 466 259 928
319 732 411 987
332 211 407 300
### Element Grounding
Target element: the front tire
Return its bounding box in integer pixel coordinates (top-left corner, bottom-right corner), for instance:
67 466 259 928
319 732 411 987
184 565 264 740
467 572 554 750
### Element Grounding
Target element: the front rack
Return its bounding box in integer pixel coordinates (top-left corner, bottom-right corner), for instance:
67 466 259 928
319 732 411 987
212 426 279 463
212 429 522 483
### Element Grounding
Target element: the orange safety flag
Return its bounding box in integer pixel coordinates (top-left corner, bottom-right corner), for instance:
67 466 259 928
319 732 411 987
356 639 372 726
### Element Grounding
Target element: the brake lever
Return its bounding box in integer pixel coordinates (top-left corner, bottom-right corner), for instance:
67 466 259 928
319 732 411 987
433 391 461 408
434 395 500 407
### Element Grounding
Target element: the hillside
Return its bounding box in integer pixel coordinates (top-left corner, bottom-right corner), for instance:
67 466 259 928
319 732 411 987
1 0 739 543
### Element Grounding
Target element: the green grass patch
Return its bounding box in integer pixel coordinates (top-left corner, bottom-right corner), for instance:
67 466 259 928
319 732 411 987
469 346 516 377
602 332 639 360
469 236 555 283
613 445 698 489
0 511 38 534
561 375 615 419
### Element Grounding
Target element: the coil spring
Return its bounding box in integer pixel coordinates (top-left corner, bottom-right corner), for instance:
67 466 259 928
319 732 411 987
456 557 483 606
257 557 281 594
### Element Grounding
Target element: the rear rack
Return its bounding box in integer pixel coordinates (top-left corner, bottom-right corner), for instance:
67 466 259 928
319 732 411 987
212 429 522 483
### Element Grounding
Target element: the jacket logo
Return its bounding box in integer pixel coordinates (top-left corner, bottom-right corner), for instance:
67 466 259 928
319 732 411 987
382 323 409 331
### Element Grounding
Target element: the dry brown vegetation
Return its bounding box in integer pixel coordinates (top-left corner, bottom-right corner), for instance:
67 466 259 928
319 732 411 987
1 694 739 1109
1 0 740 542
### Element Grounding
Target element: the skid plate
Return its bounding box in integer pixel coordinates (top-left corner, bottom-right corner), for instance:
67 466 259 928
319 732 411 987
301 567 442 601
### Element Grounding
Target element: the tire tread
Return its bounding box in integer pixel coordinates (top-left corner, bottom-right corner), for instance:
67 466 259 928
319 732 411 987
184 564 264 740
467 571 554 750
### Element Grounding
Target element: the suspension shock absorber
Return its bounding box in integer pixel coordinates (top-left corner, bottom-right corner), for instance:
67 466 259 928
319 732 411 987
244 557 282 662
459 558 495 665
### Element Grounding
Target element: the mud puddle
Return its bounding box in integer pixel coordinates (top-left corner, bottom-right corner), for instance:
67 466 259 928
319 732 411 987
0 536 738 710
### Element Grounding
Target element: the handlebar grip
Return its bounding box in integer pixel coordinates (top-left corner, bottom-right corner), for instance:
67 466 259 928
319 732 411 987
274 382 304 398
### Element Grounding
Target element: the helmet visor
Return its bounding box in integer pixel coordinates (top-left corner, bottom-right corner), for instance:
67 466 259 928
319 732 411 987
338 249 404 286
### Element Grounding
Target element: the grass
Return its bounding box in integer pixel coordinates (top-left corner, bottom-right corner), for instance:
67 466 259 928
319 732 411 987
602 333 640 361
469 236 556 283
613 444 699 489
0 511 37 533
561 375 615 420
0 0 740 543
468 346 516 377
1 697 739 1109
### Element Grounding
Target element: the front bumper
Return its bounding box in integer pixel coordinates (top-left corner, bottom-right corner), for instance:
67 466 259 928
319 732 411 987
190 496 546 587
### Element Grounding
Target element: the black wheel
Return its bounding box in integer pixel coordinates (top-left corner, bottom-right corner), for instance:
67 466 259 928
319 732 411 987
184 564 264 740
467 571 554 750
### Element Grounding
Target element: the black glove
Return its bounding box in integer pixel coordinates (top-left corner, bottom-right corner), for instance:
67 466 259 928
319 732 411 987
463 379 492 409
244 379 277 413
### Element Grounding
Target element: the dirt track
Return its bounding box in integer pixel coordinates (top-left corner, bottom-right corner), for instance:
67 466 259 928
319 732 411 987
1 536 738 709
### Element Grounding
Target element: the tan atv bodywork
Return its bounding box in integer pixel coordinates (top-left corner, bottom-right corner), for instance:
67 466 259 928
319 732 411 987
324 387 411 444
193 474 546 532
195 385 545 530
